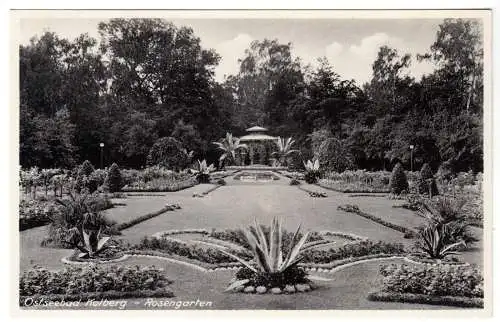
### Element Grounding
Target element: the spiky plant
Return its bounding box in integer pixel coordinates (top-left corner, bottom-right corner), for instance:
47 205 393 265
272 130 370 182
190 159 216 183
272 137 299 166
417 223 466 259
303 159 321 184
206 217 336 291
212 133 248 167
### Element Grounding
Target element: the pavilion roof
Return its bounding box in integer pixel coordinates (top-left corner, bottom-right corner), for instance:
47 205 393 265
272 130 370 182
246 126 268 132
239 133 277 141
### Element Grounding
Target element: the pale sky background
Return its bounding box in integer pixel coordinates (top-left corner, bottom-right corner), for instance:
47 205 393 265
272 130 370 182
19 18 444 86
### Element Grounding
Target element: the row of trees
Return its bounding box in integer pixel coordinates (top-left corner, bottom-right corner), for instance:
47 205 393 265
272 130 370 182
20 18 483 173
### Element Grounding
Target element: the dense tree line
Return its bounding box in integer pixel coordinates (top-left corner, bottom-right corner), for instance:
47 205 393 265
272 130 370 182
20 18 483 173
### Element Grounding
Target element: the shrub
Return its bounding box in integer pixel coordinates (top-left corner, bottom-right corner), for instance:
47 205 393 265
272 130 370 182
418 163 439 196
41 192 115 248
74 160 102 193
19 265 172 296
106 163 122 193
147 137 191 171
390 163 409 195
379 264 483 298
191 159 215 184
289 179 300 185
217 178 227 186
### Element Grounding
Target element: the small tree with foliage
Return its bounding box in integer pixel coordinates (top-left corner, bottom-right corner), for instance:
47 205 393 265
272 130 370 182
390 163 409 195
418 163 439 197
147 137 192 171
105 163 122 193
75 160 96 192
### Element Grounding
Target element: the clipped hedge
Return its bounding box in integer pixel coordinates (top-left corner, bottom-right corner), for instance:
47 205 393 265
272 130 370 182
367 291 483 308
113 204 180 231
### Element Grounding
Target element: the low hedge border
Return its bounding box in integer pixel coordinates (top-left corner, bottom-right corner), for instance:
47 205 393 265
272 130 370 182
61 254 130 265
337 204 416 237
403 255 470 267
349 194 388 198
122 250 235 272
20 288 175 307
301 254 404 271
113 204 180 231
125 193 167 197
193 184 223 198
297 185 328 198
367 291 483 308
316 182 390 194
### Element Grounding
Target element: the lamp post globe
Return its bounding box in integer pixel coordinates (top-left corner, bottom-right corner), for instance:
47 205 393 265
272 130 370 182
99 143 105 169
409 145 414 172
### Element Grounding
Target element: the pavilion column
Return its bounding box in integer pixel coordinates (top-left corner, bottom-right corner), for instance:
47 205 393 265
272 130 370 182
249 144 255 165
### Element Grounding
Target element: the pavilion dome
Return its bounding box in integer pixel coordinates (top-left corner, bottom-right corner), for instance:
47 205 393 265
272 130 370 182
239 126 276 141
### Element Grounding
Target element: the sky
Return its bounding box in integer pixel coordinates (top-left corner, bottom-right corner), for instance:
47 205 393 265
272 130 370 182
19 18 443 86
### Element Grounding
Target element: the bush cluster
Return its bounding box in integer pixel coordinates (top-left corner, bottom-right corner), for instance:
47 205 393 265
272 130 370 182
379 264 483 298
20 265 171 296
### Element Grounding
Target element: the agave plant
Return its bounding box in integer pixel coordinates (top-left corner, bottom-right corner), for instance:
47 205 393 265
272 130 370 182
271 137 299 166
212 133 248 167
66 212 112 259
190 159 216 183
303 159 321 184
417 223 466 259
206 217 336 291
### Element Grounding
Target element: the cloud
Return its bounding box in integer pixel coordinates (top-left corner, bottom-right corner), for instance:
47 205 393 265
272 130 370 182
213 33 253 82
325 41 343 58
349 32 405 61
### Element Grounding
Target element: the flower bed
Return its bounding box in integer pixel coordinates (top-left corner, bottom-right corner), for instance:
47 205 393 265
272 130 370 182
133 228 405 272
337 204 416 238
19 199 61 231
368 263 483 308
404 254 468 267
19 265 174 306
318 179 390 193
122 176 197 192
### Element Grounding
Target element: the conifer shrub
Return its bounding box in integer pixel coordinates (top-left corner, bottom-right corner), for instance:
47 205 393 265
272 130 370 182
389 163 409 195
106 163 122 193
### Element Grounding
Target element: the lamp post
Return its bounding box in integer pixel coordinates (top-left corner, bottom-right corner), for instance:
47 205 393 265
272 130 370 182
409 145 414 172
99 143 104 169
